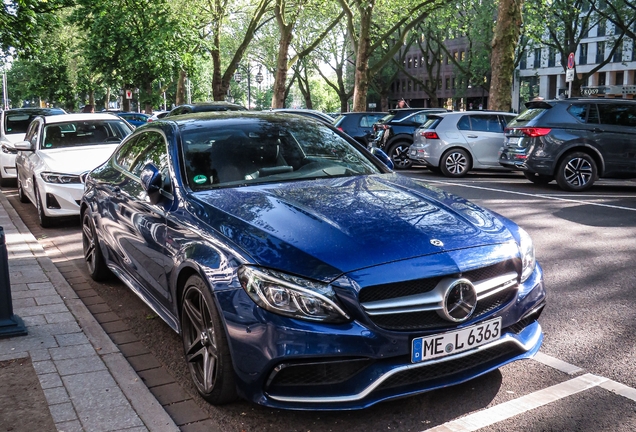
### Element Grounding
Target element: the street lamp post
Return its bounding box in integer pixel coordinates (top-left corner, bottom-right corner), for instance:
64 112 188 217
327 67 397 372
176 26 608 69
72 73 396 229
234 62 263 109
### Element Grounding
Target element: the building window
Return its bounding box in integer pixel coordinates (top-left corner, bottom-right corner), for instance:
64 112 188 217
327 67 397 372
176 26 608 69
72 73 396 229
596 41 605 63
582 0 590 12
579 43 588 65
421 56 426 66
454 51 459 61
460 51 465 61
438 79 442 90
414 57 418 68
598 72 606 86
445 77 450 89
548 47 555 67
408 80 413 91
534 48 541 68
408 57 413 68
520 51 527 69
597 19 606 37
425 79 430 88
616 71 624 85
613 42 623 62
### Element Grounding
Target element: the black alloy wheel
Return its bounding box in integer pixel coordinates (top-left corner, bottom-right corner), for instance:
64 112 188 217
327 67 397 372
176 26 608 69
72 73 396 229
440 148 471 178
181 275 237 404
35 185 53 228
82 211 110 281
556 151 597 192
388 142 413 169
523 172 554 185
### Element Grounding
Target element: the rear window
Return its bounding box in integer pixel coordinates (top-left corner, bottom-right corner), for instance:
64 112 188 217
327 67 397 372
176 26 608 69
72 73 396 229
421 117 442 130
507 108 547 127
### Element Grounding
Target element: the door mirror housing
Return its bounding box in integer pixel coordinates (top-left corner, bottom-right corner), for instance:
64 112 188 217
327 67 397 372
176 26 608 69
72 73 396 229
140 163 163 204
14 141 35 151
371 147 394 170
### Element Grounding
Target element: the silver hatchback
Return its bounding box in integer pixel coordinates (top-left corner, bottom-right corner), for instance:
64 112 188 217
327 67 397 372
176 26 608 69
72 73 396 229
410 111 516 177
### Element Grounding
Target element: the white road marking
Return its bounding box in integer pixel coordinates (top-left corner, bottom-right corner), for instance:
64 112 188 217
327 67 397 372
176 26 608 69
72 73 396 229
423 374 608 432
533 352 584 375
424 180 636 212
599 380 636 403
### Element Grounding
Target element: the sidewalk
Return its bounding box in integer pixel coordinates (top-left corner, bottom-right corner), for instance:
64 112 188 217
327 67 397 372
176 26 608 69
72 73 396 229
0 192 178 432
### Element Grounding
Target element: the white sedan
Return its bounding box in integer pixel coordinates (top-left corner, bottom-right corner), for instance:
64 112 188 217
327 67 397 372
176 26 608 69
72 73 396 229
0 107 66 186
15 113 133 227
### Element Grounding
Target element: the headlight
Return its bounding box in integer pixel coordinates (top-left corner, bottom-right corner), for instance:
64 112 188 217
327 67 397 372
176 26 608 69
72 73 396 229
238 266 350 323
518 228 536 283
40 172 81 184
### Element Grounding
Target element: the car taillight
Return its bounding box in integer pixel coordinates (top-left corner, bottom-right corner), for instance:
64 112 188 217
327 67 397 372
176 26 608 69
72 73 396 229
420 131 439 139
516 127 552 137
337 127 344 131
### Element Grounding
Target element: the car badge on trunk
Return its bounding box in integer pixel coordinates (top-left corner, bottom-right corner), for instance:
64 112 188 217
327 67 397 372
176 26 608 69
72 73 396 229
430 239 444 247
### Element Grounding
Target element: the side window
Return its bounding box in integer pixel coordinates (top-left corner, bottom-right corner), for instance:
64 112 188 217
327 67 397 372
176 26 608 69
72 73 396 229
470 115 503 132
568 104 590 123
587 105 599 124
129 132 169 177
24 120 40 146
410 113 429 124
457 116 471 130
598 104 636 127
360 116 372 128
115 134 150 171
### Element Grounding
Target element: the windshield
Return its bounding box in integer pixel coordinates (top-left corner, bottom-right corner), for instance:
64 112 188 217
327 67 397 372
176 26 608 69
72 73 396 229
42 120 132 149
5 110 62 135
181 119 383 190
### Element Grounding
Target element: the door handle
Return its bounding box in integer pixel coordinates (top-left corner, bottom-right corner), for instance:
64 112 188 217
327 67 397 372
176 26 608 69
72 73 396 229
467 135 478 138
592 127 602 133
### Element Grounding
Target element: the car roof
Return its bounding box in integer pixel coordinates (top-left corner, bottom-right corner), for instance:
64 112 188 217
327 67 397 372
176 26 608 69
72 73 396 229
433 110 516 117
271 109 334 123
152 111 335 131
42 113 122 123
170 102 247 113
5 107 66 115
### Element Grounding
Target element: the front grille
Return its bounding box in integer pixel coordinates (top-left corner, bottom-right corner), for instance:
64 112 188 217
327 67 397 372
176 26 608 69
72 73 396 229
267 358 371 390
360 260 519 332
377 343 521 390
369 289 515 331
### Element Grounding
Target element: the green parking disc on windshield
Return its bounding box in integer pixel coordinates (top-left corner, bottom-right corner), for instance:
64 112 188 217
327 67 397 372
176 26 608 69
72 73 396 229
193 174 207 184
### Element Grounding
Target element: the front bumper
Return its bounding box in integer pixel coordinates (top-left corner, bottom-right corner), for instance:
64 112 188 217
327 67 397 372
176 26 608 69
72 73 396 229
38 180 83 217
216 262 546 410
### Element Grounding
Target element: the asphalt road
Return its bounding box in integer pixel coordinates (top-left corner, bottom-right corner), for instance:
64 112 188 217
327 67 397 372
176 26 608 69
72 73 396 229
3 168 636 432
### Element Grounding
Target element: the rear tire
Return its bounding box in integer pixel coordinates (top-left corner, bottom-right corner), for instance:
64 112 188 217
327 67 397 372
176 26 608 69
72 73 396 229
440 148 471 177
523 172 553 185
556 151 597 191
387 142 413 170
181 275 237 405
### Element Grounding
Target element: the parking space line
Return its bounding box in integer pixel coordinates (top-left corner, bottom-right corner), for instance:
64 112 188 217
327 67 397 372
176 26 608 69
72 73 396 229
533 352 584 375
422 374 608 432
599 380 636 403
425 180 636 212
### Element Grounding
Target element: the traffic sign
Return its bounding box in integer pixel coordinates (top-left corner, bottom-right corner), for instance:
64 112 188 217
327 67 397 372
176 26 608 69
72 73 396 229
566 69 575 83
567 52 575 69
125 89 133 99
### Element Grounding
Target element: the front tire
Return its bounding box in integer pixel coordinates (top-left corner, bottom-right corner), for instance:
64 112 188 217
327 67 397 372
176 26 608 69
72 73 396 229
440 148 471 177
523 172 554 185
35 185 53 228
556 152 597 191
17 171 29 203
82 210 111 281
387 141 413 170
181 275 237 405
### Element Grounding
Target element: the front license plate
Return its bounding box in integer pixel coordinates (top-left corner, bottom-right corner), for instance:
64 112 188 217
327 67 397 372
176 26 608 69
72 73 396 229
411 317 501 363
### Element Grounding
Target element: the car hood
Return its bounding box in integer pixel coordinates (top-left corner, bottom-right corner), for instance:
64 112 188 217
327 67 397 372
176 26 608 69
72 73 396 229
2 133 27 146
37 144 120 174
191 174 515 280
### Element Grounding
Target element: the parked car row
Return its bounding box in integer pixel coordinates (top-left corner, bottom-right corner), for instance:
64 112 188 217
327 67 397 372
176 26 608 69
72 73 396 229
0 106 547 410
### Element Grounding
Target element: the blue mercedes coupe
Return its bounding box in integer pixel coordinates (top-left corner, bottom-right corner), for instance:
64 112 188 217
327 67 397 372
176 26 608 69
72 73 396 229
81 111 546 410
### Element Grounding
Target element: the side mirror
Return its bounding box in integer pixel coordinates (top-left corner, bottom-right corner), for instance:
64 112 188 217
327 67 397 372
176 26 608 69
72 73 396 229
14 141 34 151
140 163 163 204
371 147 394 170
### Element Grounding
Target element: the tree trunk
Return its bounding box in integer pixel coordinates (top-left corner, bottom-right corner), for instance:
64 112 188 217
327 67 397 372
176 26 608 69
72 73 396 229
352 9 372 112
211 27 227 101
176 70 186 105
105 88 110 111
145 81 153 114
272 4 294 109
489 0 523 111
